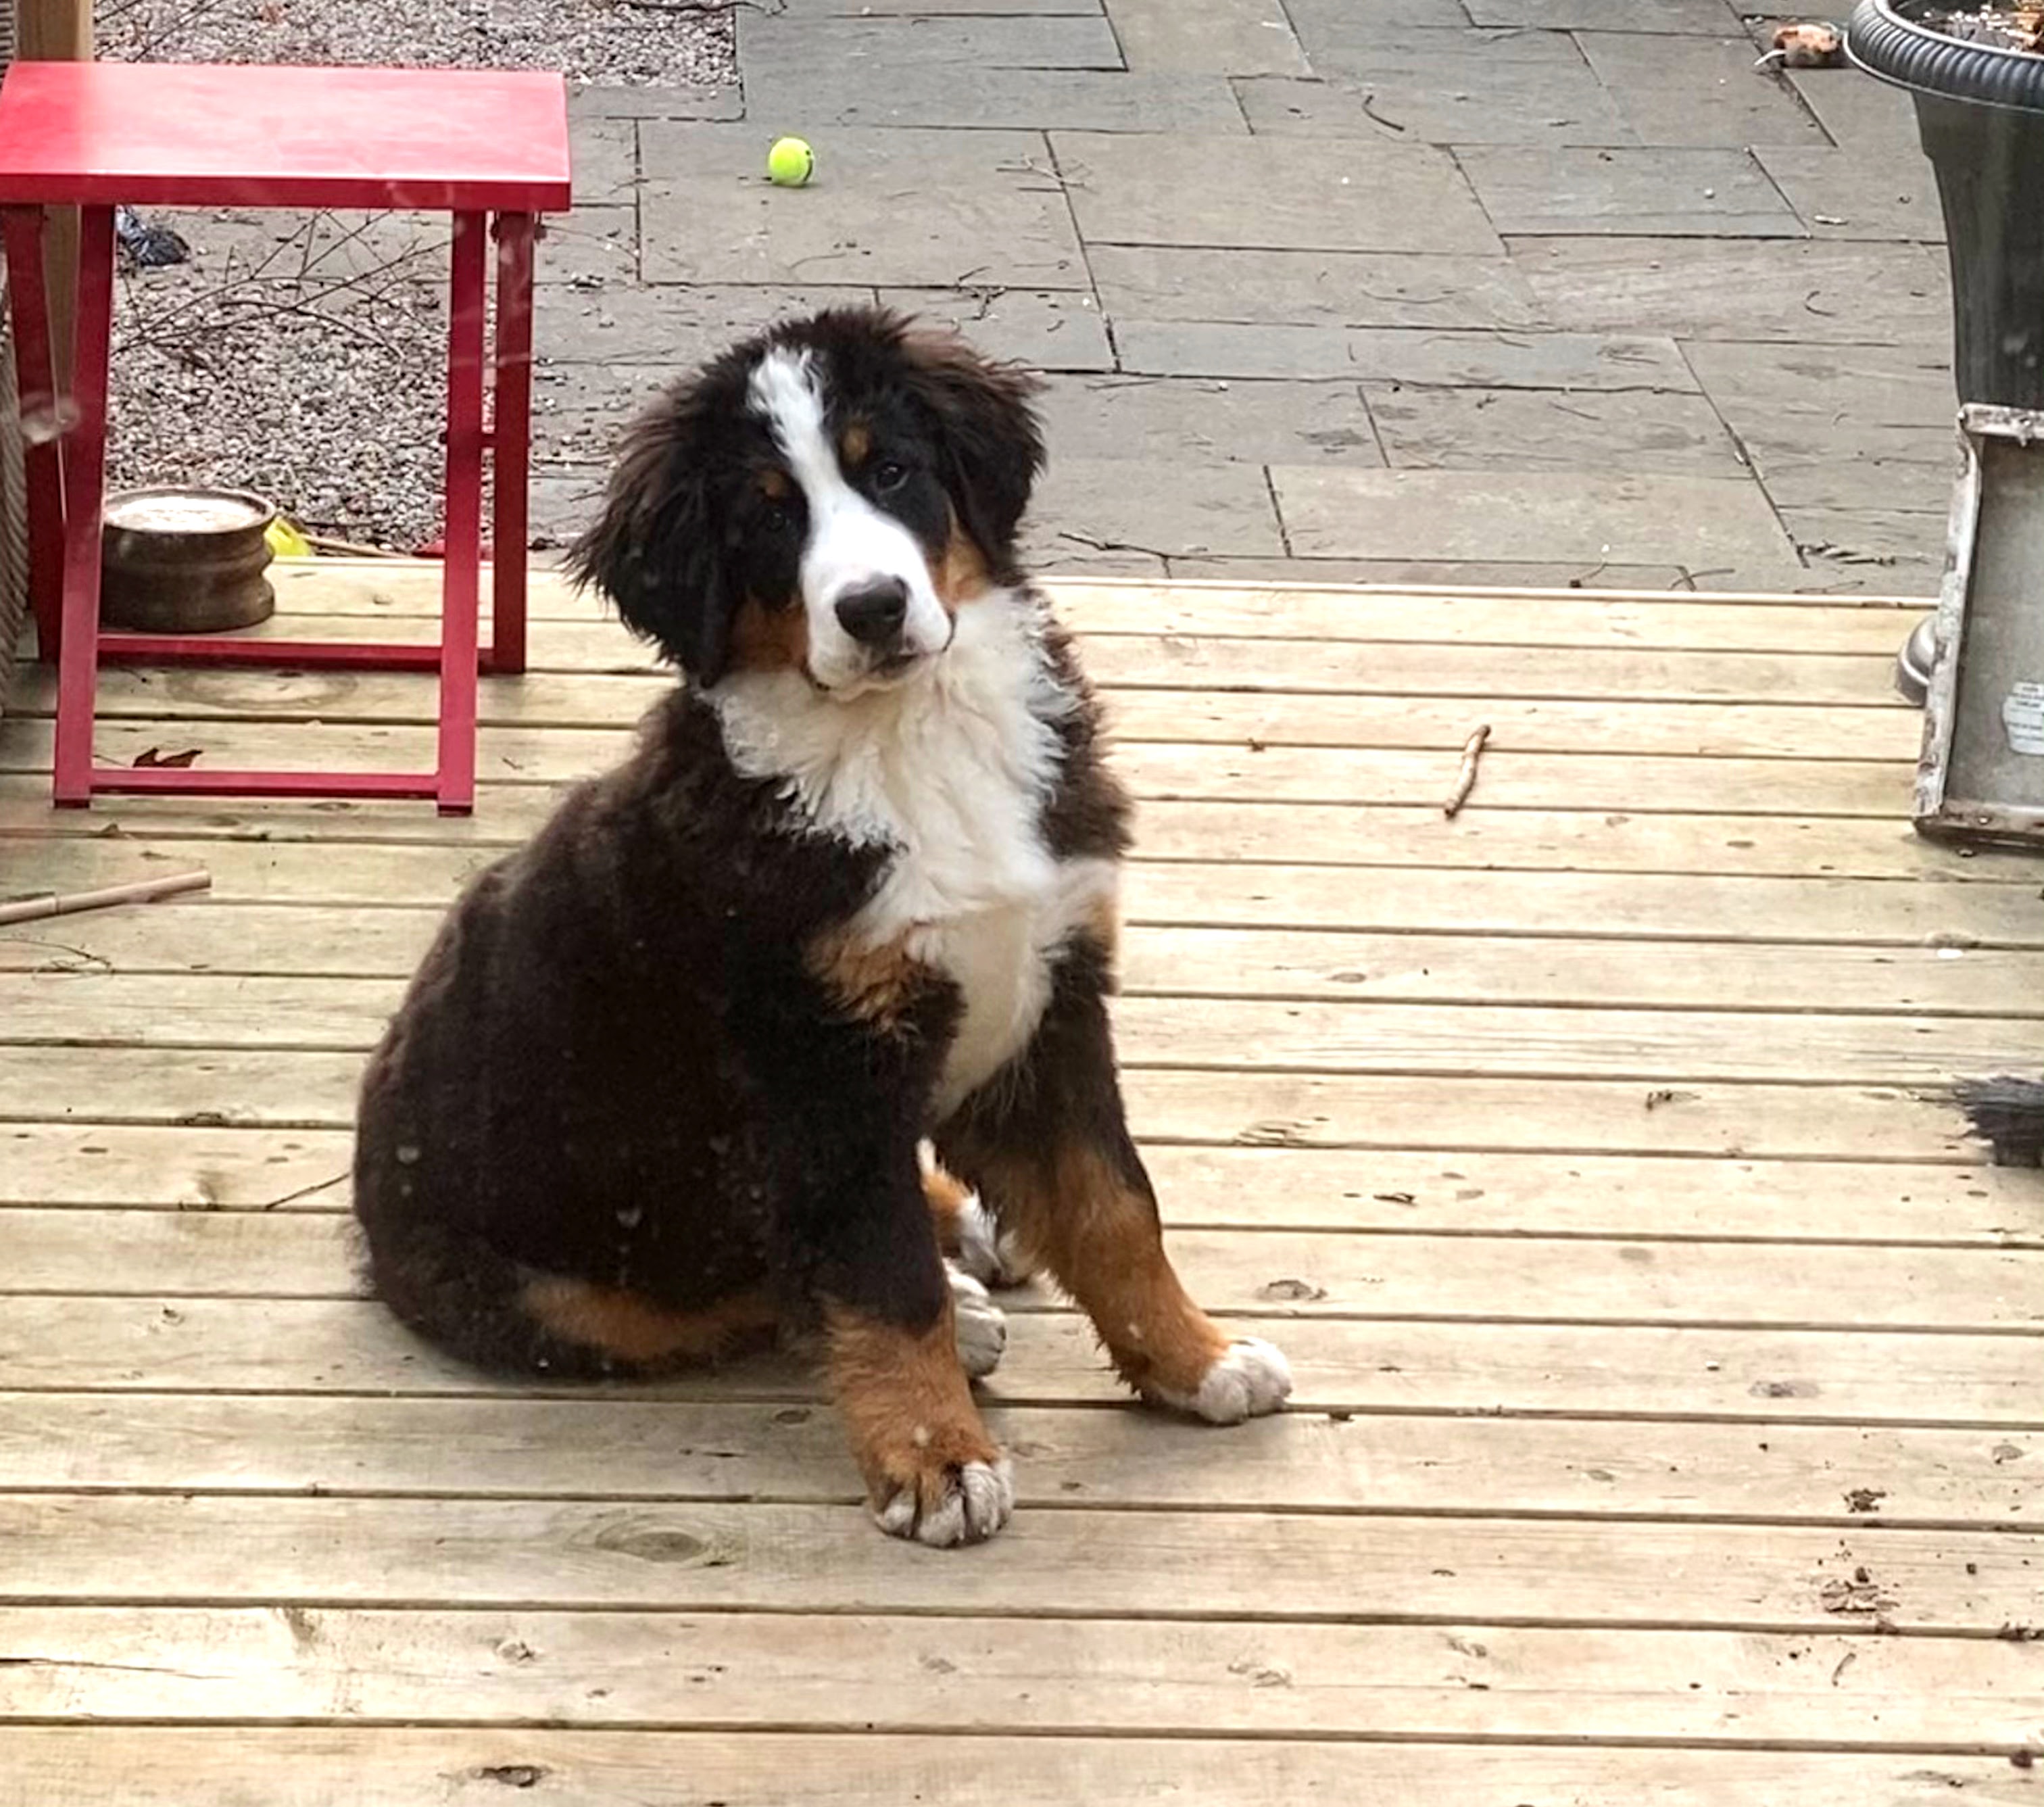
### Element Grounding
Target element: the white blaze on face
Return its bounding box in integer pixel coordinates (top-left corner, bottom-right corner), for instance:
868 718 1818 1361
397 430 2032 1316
746 347 952 694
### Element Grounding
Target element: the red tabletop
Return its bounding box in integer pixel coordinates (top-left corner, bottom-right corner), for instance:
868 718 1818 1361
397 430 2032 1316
0 62 573 211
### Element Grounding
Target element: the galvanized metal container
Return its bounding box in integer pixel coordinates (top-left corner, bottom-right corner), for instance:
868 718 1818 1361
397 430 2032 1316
101 485 276 632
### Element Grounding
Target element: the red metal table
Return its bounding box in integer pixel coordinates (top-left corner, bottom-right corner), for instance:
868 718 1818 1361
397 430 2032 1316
0 61 572 812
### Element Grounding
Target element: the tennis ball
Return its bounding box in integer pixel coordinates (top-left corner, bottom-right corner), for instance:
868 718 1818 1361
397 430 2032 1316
767 137 815 187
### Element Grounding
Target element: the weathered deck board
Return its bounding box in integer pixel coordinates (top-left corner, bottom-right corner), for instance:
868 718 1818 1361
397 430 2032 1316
3 665 1928 758
7 1209 2043 1332
6 1299 2039 1427
3 1492 2033 1628
2 1127 2030 1247
1 571 2039 1801
3 1393 2034 1520
9 1729 2033 1807
3 1608 2036 1741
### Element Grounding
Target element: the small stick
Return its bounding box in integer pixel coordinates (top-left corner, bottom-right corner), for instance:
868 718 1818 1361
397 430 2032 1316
0 870 211 926
1442 725 1491 819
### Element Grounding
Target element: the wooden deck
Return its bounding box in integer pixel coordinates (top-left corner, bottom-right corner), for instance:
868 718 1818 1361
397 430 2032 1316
1 564 2041 1805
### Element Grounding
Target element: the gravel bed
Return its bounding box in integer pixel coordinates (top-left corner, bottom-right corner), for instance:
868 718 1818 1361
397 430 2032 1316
95 0 730 548
102 0 735 89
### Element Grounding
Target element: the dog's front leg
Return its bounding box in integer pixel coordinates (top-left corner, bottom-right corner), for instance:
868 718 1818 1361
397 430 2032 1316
806 1154 1012 1547
940 940 1292 1424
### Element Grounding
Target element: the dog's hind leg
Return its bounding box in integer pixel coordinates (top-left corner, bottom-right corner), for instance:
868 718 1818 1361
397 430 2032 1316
362 1214 778 1378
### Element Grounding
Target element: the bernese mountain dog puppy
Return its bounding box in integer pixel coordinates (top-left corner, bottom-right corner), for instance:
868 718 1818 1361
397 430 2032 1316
352 306 1292 1547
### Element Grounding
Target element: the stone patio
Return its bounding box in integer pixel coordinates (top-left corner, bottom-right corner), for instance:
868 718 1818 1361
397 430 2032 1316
532 0 1955 595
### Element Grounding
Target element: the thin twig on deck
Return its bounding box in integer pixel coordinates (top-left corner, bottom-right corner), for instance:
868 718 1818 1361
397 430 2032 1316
1442 725 1490 819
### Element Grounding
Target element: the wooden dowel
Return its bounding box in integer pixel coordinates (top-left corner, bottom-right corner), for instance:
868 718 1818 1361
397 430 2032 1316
0 867 210 924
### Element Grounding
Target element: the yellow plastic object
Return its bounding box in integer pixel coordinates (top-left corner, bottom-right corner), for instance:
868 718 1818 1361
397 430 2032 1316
265 517 313 560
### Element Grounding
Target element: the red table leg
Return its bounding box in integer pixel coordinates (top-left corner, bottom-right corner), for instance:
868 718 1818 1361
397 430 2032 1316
489 211 535 677
437 210 487 816
49 206 116 809
1 206 68 665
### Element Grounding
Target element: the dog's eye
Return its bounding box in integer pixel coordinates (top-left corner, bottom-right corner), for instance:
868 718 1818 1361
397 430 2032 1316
760 499 796 534
871 458 908 495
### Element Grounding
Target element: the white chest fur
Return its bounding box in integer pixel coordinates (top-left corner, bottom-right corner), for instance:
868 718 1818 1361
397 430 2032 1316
712 592 1119 1117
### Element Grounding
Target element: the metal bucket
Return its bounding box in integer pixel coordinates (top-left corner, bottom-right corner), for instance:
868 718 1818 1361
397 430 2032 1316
101 486 276 632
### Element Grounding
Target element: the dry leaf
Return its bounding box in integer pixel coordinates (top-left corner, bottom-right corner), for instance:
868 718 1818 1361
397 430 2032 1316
132 746 203 769
1770 21 1845 65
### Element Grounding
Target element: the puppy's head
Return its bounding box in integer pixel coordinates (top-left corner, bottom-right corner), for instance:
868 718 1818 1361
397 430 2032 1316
566 306 1045 694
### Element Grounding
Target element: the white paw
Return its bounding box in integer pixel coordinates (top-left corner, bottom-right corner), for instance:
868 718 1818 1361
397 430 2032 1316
874 1455 1014 1547
952 1194 1035 1289
1153 1338 1293 1425
948 1265 1007 1380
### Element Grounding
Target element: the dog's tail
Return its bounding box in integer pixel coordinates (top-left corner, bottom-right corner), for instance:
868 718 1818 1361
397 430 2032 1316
1954 1075 2044 1168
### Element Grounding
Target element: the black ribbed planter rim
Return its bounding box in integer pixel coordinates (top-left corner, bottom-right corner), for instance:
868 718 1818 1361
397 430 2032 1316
1847 0 2044 113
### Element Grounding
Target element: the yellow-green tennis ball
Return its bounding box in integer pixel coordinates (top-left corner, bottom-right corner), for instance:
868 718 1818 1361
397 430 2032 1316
767 137 814 187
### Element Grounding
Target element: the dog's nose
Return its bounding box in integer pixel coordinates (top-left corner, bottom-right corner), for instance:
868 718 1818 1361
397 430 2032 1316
835 578 909 648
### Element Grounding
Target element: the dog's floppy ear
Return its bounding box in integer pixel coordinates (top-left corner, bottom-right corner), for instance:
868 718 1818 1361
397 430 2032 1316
566 383 736 685
898 324 1046 570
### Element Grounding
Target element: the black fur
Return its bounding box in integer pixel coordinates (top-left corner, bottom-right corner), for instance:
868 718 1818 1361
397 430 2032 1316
1954 1075 2044 1167
352 308 1125 1381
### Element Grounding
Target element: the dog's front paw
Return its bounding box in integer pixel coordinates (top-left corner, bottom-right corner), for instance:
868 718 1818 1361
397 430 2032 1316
1151 1338 1293 1425
873 1452 1015 1547
948 1265 1007 1380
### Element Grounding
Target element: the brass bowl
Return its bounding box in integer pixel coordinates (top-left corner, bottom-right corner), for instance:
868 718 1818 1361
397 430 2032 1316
102 485 276 632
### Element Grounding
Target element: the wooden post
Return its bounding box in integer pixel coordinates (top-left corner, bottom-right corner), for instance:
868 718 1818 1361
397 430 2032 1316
14 0 93 391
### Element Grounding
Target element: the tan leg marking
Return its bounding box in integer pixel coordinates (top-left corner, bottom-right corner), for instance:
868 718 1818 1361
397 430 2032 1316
979 1144 1228 1401
826 1297 1011 1545
520 1277 780 1366
919 1145 978 1260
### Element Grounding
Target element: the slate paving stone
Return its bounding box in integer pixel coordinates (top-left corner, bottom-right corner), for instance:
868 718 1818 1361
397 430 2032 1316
566 118 636 206
1457 146 1803 238
1115 320 1696 391
529 466 610 549
1777 507 1948 596
537 207 639 286
1233 41 1634 147
1033 374 1383 465
638 126 1087 288
1271 466 1803 581
1681 339 1957 515
744 66 1245 132
1753 147 1944 243
1031 456 1287 558
1052 130 1501 255
1234 68 1633 147
739 11 1123 70
876 289 1115 371
1786 68 1926 154
1505 236 1953 343
1282 0 1473 39
1087 245 1544 330
1105 0 1308 76
1363 385 1743 477
1576 32 1826 147
536 284 869 366
1166 555 1690 587
566 83 741 121
1467 0 1741 28
1282 1 1572 69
